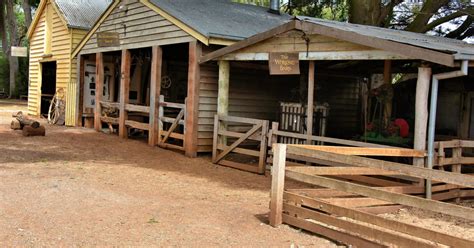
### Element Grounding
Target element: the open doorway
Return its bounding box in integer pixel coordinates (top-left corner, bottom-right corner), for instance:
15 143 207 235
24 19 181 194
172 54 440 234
40 61 57 115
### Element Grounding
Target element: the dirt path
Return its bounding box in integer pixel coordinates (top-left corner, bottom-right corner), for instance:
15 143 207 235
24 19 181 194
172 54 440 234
0 100 335 247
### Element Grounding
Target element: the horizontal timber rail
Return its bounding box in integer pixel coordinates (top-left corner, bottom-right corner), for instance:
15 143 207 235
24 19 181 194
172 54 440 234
269 144 474 247
158 95 186 151
212 115 269 174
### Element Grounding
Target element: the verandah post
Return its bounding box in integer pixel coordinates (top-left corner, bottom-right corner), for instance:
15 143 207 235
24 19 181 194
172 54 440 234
94 52 104 132
119 49 131 139
217 60 230 146
149 46 162 146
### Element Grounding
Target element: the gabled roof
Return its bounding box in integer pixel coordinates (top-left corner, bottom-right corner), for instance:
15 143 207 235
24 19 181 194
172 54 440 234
54 0 112 30
148 0 292 41
28 0 111 39
73 0 291 57
201 17 474 67
299 16 474 60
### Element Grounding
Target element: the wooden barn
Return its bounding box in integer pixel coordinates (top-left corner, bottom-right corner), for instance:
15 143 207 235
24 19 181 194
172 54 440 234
27 0 111 125
200 17 474 173
71 0 290 157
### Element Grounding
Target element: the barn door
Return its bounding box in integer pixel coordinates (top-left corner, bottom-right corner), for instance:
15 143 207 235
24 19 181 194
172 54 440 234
158 95 186 151
212 115 269 174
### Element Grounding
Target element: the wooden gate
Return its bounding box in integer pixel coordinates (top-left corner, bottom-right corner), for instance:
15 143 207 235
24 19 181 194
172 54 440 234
158 95 186 151
212 115 269 174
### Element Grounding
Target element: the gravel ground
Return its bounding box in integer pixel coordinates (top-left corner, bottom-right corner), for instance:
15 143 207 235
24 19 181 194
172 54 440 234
0 99 336 247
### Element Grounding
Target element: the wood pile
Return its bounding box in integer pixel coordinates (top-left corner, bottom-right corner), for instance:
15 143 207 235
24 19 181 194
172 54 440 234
11 111 46 137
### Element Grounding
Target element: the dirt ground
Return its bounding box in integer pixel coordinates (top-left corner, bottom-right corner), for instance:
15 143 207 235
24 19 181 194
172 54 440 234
0 99 337 247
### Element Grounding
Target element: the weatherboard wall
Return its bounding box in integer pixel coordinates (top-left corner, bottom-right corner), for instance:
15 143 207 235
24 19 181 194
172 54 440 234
79 0 195 55
28 0 72 119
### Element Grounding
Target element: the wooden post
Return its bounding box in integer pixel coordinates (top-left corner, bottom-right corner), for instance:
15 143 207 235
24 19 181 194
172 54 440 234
149 46 162 146
185 41 202 157
94 52 104 131
217 60 230 145
413 67 431 168
306 61 315 145
383 60 392 126
119 49 131 139
158 95 164 143
270 144 287 227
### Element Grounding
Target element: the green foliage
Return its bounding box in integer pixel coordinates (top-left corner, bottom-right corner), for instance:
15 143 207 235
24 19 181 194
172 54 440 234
14 57 28 97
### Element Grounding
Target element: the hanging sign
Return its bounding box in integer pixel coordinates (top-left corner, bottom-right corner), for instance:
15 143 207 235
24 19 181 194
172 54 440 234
11 46 28 57
97 32 120 47
269 52 300 75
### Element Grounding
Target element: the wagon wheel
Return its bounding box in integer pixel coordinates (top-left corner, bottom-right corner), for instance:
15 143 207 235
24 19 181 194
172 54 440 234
161 76 172 89
48 89 65 125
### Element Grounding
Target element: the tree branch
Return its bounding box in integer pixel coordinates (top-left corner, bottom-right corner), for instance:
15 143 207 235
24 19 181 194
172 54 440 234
420 7 474 33
445 15 473 39
406 0 450 32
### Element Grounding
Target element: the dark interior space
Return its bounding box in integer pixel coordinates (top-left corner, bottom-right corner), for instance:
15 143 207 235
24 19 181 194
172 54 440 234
40 61 57 115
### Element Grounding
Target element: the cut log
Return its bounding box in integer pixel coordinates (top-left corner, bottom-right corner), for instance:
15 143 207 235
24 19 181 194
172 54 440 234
13 111 40 128
22 125 46 137
10 119 22 130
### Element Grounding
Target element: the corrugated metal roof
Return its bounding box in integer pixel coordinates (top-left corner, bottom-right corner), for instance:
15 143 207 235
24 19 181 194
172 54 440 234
297 16 474 59
55 0 112 30
149 0 292 40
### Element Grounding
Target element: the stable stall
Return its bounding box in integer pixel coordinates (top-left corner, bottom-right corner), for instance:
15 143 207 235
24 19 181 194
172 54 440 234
200 17 474 174
72 0 291 156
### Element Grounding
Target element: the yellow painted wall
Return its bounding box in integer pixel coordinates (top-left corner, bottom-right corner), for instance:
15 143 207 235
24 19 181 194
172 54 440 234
28 0 89 126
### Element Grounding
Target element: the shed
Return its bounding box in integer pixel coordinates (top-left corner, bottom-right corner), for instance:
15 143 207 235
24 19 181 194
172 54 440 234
200 16 474 173
71 0 291 157
27 0 111 125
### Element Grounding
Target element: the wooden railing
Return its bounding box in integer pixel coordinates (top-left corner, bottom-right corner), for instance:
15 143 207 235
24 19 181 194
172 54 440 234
212 115 269 174
158 95 186 151
269 144 474 247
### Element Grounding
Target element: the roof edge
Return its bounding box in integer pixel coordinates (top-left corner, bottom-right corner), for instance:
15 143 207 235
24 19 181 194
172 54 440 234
200 20 298 63
72 0 121 58
27 0 47 39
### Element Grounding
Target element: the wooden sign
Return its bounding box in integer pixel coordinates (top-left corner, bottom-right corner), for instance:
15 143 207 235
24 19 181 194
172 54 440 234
97 32 120 47
269 53 300 75
11 46 28 57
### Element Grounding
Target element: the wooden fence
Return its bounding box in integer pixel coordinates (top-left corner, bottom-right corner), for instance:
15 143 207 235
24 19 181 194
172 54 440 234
269 144 474 247
158 95 186 151
212 115 269 174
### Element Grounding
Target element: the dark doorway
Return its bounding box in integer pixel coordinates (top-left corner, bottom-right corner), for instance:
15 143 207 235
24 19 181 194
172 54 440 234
41 61 57 115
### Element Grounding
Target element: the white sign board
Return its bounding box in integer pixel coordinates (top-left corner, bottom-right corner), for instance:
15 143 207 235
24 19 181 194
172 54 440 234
11 46 28 57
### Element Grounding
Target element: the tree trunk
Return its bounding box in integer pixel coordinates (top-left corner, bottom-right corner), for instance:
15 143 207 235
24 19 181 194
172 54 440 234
0 0 6 53
22 0 32 29
406 0 449 32
349 0 382 26
5 0 18 97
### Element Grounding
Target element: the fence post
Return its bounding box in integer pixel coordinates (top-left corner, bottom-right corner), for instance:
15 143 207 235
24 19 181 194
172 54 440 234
212 115 220 163
158 95 164 144
269 144 287 227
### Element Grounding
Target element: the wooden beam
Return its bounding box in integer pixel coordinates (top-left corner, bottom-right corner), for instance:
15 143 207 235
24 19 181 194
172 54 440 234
217 61 230 146
200 21 297 63
288 166 401 176
94 52 104 132
119 49 131 139
149 46 162 146
300 22 455 67
219 51 410 61
285 169 474 221
307 61 315 144
289 145 425 157
413 67 431 167
217 61 230 116
286 145 474 188
185 41 201 157
269 144 287 227
285 192 473 248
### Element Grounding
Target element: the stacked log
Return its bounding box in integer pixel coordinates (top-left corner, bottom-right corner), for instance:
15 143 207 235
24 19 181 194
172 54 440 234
11 111 46 137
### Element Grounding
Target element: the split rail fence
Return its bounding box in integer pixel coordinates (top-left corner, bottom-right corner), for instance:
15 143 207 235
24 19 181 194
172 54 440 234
269 144 474 247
